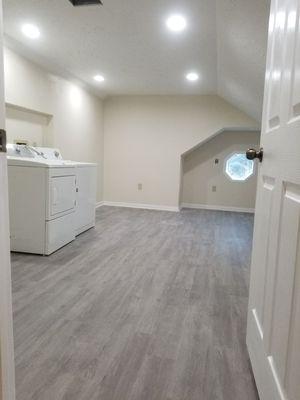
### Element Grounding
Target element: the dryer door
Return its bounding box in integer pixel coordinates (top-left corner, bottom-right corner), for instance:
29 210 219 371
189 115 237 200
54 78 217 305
49 175 76 217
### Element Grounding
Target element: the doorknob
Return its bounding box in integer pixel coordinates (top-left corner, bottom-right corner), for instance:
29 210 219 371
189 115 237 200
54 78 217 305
246 148 263 162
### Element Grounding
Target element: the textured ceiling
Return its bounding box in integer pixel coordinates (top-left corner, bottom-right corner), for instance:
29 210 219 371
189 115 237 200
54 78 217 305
217 0 270 121
3 0 269 121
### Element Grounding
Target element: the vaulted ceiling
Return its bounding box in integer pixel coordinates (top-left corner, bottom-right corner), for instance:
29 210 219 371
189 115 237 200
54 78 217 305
3 0 270 121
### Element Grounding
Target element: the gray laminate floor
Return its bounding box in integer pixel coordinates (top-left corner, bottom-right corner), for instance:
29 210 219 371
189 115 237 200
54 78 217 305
11 206 259 400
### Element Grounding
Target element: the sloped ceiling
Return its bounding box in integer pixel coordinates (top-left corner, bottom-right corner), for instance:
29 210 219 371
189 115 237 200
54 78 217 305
3 0 269 121
217 0 270 121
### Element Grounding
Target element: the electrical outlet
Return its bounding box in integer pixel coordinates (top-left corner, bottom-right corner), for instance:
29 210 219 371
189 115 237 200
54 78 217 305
138 183 143 191
212 186 217 192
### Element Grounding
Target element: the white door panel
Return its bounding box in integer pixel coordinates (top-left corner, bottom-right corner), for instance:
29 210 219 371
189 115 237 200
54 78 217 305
247 0 300 399
266 0 286 130
248 174 275 334
287 3 300 121
271 184 300 382
0 0 15 398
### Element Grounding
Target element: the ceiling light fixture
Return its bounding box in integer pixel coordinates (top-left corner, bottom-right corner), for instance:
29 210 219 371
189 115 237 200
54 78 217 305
21 23 40 39
166 15 187 32
186 72 199 82
68 0 103 6
94 75 105 82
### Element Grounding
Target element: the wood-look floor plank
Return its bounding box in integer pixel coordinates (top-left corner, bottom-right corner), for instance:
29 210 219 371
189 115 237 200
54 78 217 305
11 207 259 400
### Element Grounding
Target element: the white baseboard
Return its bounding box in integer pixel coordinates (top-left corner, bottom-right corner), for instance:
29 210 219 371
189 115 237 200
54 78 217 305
97 201 254 214
96 201 105 209
181 203 255 213
99 201 180 212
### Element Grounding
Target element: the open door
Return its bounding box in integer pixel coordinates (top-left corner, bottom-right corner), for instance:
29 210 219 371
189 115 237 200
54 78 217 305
0 0 16 399
247 0 300 399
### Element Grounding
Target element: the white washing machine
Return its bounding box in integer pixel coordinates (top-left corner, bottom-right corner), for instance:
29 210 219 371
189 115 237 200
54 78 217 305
35 147 97 236
7 145 77 255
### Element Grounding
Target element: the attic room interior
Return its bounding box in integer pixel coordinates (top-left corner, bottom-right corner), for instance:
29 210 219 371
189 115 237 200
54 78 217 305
1 0 300 400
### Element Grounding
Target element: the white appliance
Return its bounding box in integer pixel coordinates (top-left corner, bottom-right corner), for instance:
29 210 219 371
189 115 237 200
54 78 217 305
73 163 97 235
35 147 97 236
7 145 77 255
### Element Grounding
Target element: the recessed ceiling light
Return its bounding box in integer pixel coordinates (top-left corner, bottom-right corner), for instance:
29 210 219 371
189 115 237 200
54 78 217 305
186 72 199 82
166 15 187 32
94 75 105 82
21 23 40 39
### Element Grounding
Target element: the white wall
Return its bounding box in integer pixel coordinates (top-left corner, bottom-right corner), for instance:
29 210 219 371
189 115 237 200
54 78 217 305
4 47 104 201
103 96 259 209
49 77 104 200
6 105 50 146
4 47 53 115
216 0 269 121
182 130 260 211
5 49 261 209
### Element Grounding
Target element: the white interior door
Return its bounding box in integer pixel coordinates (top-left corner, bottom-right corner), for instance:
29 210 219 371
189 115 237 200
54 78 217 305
247 0 300 399
0 0 16 398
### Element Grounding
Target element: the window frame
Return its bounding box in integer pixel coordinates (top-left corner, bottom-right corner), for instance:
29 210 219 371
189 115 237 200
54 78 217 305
224 151 255 182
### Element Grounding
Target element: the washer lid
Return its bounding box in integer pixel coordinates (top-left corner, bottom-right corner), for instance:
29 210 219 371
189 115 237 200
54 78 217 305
7 156 77 168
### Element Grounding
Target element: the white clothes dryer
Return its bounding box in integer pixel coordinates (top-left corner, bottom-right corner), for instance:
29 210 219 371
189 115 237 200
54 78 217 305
7 145 77 255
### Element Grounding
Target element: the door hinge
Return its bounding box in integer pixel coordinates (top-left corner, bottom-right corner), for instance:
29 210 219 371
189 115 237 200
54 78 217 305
0 129 7 153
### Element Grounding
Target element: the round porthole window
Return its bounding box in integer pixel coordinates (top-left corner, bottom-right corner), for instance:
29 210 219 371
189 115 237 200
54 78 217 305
225 153 254 181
